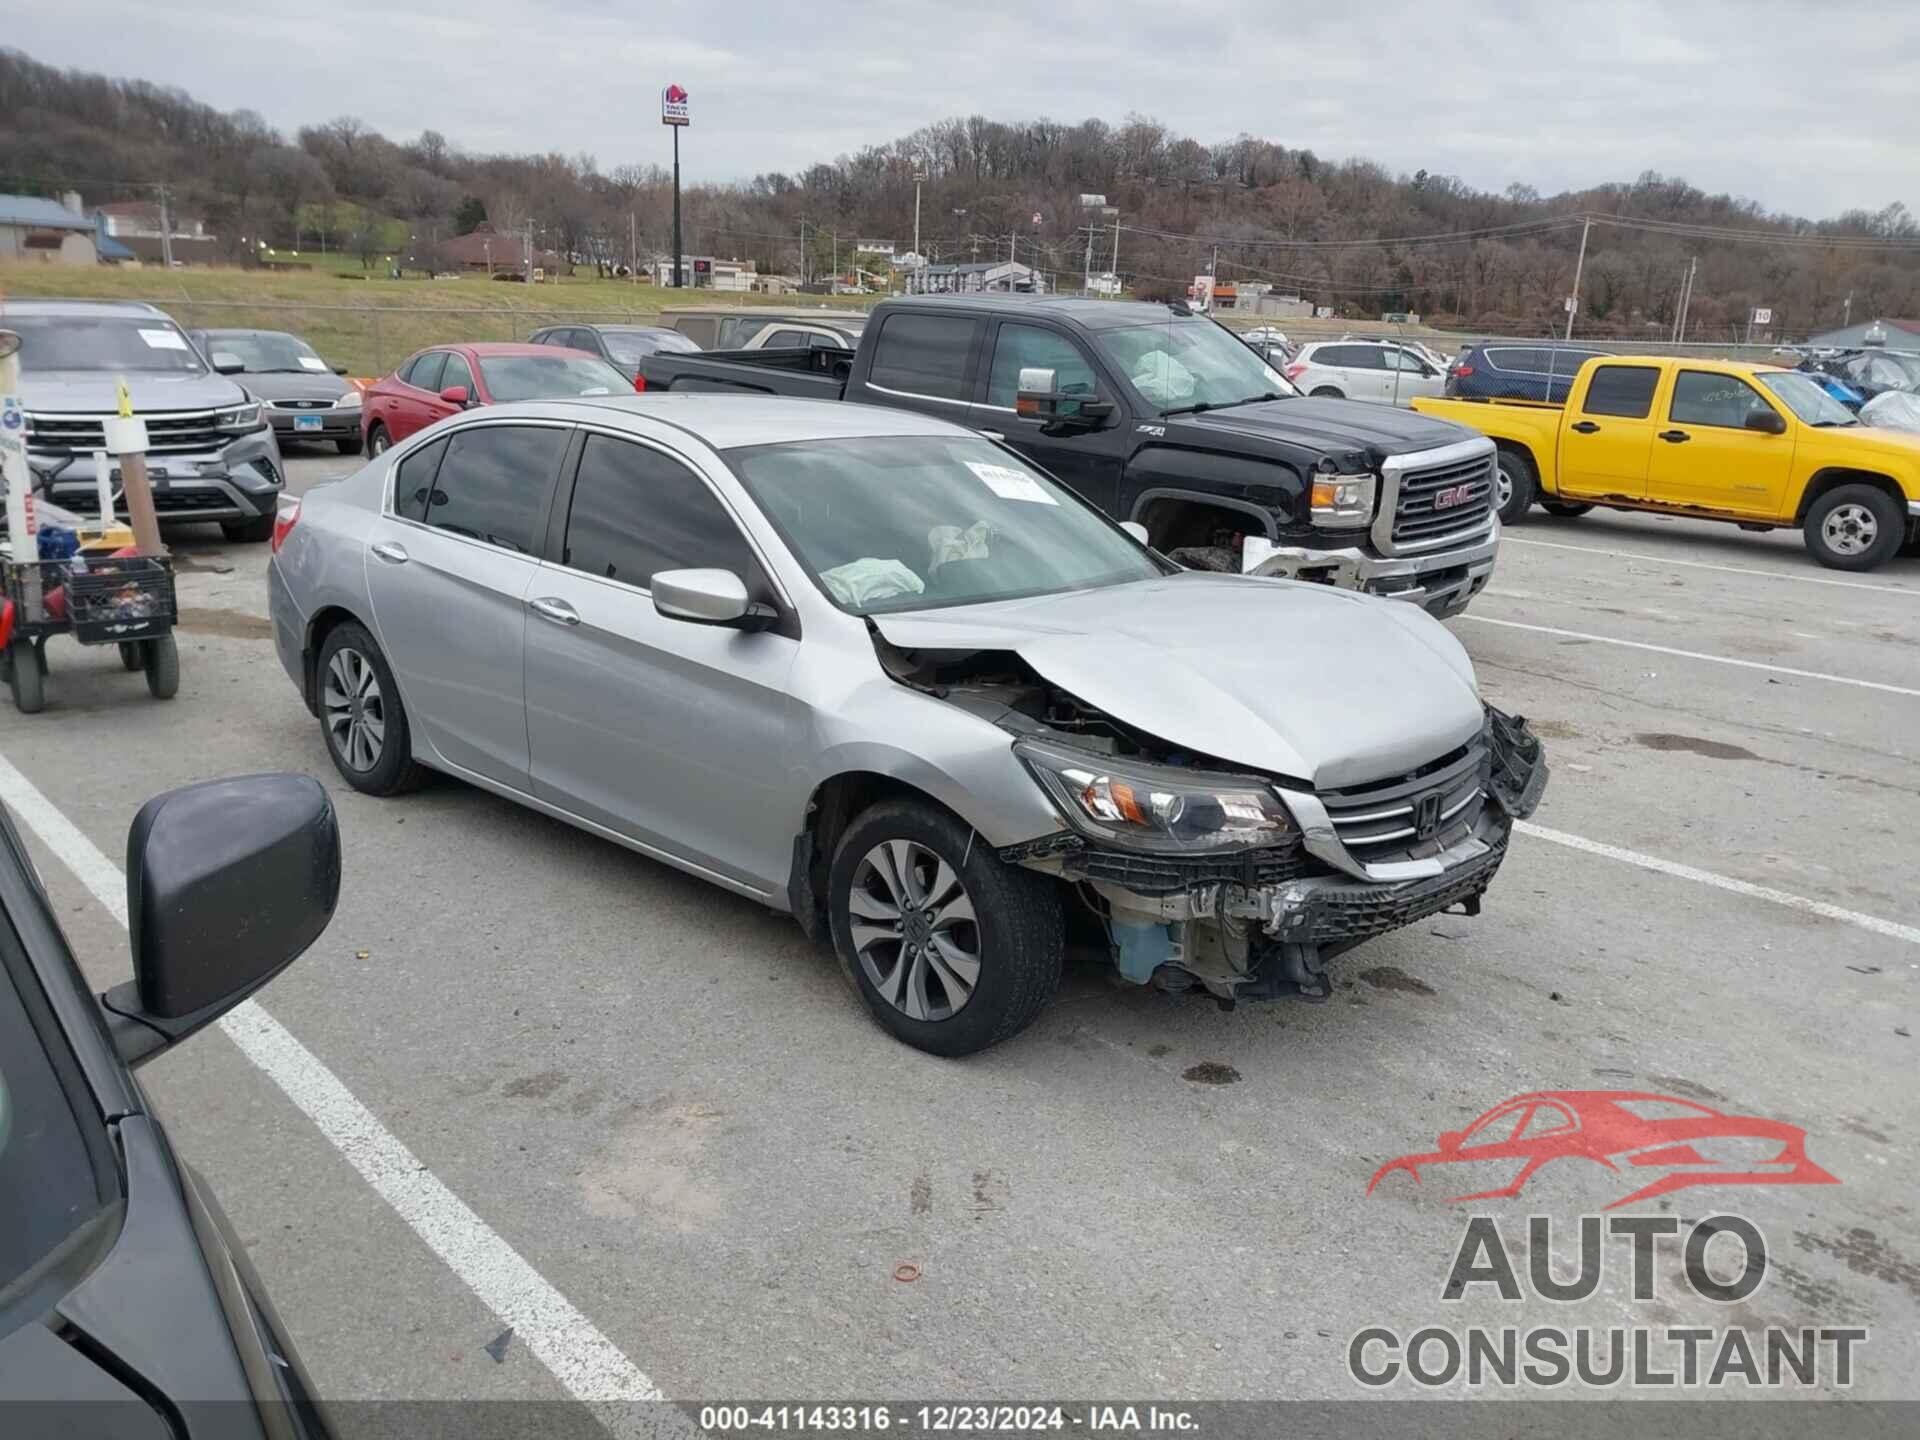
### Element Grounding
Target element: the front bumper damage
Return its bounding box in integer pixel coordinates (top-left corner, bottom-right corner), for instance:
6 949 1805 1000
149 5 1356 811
1239 516 1499 619
1009 709 1548 1004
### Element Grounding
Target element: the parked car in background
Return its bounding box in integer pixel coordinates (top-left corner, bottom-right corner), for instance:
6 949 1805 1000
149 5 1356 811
636 296 1502 617
0 773 339 1432
660 306 869 351
267 394 1545 1056
5 300 286 541
192 327 363 455
1284 340 1447 406
527 323 699 381
1445 341 1613 404
1415 354 1920 566
361 342 632 453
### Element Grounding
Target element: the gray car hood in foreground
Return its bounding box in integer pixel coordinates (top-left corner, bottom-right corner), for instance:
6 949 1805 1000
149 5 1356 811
872 572 1485 788
20 369 248 413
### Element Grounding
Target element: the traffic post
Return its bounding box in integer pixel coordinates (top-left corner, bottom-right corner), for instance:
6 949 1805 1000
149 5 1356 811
105 378 164 556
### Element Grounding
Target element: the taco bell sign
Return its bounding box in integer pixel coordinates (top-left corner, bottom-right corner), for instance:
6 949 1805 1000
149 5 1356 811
661 84 691 127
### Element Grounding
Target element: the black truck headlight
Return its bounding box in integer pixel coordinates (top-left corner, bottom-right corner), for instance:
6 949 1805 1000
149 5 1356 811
1016 738 1297 854
1309 471 1376 529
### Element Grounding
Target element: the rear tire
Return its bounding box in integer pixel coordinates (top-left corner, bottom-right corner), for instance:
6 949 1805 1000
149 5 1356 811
118 641 143 671
1494 447 1538 525
221 514 274 543
337 433 365 456
829 800 1063 1057
143 635 179 699
1540 500 1592 517
8 642 44 714
315 622 425 795
1805 484 1903 572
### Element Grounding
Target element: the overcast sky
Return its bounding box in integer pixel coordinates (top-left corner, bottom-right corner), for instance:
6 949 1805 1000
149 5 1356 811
15 0 1918 219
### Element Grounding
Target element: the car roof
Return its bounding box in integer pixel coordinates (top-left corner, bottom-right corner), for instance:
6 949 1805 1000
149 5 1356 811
439 342 570 358
887 294 1204 332
485 393 972 449
0 299 172 320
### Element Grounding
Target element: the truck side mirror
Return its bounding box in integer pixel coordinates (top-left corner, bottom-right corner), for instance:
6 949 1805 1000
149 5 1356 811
101 775 341 1067
1745 408 1788 435
1016 366 1110 428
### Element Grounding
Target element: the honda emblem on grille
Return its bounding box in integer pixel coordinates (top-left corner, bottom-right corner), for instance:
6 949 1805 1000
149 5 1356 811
1431 483 1475 511
1414 790 1444 840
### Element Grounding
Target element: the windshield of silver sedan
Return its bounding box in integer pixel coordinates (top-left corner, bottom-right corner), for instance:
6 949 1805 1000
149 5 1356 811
727 435 1164 615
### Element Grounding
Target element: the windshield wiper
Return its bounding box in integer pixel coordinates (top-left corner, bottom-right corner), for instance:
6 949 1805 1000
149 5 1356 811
1163 392 1283 418
1811 419 1858 427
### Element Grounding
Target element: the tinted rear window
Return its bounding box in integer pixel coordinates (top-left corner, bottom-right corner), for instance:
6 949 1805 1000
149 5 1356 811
1487 347 1606 376
393 437 448 521
425 424 567 552
868 314 977 400
1581 365 1660 418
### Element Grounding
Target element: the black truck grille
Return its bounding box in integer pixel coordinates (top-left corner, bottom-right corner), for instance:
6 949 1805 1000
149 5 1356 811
1318 738 1489 865
1392 452 1496 549
27 409 228 455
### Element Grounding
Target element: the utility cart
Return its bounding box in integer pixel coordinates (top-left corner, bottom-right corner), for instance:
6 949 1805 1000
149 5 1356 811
1 549 179 713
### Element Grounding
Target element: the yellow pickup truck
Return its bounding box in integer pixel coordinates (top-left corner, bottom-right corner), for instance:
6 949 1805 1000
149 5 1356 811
1412 356 1920 571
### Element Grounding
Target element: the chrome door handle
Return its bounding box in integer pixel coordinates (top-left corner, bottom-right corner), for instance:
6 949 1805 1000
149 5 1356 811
978 429 1005 441
529 596 580 626
371 541 409 564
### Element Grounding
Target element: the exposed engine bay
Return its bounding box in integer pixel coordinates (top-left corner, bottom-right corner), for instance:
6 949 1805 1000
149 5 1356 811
873 630 1548 1006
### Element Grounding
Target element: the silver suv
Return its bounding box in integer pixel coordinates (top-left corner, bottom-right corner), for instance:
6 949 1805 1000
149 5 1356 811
268 395 1547 1055
6 300 285 541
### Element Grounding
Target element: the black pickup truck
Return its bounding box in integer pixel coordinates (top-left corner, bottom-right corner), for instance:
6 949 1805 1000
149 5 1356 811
637 295 1502 616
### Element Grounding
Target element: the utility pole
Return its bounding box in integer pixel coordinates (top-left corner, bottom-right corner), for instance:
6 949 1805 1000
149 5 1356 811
157 184 175 269
1675 256 1698 344
912 151 926 265
629 212 637 285
1843 290 1853 329
1083 224 1094 296
1563 215 1591 341
524 219 533 283
1110 213 1121 298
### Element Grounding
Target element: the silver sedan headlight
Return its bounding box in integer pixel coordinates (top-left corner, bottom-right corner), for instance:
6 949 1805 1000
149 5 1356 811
1015 738 1297 854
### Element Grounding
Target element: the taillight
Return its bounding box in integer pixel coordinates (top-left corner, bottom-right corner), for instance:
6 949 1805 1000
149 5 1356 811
633 373 647 393
1451 362 1474 377
1283 362 1307 381
0 598 13 653
271 497 301 554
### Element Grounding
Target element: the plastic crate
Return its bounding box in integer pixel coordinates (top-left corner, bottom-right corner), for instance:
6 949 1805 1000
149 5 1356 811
65 555 176 644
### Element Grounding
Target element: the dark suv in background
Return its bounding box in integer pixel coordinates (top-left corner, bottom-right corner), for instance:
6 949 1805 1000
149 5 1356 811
6 301 286 542
1446 340 1613 403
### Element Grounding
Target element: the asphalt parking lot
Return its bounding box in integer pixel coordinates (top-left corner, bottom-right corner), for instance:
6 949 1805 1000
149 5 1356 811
3 442 1917 1418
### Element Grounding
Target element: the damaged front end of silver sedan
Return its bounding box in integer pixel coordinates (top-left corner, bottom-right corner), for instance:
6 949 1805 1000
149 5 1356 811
889 641 1548 1006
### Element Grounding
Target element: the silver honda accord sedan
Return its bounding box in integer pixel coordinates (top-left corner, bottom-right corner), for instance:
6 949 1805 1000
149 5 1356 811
268 395 1546 1054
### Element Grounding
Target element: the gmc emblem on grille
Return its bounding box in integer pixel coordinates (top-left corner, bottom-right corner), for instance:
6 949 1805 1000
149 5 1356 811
1431 483 1475 511
1413 790 1444 841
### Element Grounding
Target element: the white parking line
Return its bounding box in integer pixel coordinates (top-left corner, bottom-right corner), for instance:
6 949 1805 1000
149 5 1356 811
0 754 672 1422
1517 820 1920 948
1457 614 1920 698
1504 536 1920 597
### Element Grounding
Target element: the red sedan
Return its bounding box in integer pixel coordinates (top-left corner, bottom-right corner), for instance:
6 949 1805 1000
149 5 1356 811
361 342 634 454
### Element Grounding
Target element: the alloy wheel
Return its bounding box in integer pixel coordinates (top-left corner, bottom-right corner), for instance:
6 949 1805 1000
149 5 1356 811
1494 466 1514 510
1821 503 1878 556
323 647 386 772
848 840 981 1022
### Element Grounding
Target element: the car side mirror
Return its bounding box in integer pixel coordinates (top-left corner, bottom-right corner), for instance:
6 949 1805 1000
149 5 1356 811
101 775 341 1068
1745 408 1788 434
439 384 472 406
1120 521 1151 545
652 568 778 631
211 352 246 375
1438 1129 1465 1154
331 362 349 376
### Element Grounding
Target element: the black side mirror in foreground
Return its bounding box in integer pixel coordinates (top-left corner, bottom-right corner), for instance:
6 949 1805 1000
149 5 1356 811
102 775 341 1067
1745 408 1789 435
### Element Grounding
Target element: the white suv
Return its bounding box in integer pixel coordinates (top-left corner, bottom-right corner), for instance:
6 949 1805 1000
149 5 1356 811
1285 340 1447 407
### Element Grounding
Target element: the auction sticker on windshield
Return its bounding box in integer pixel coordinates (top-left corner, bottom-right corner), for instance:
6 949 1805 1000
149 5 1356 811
967 460 1056 504
138 328 188 350
298 356 328 371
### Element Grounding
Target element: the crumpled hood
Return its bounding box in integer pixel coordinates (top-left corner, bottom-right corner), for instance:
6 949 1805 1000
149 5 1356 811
1169 398 1475 466
873 573 1486 788
20 369 249 413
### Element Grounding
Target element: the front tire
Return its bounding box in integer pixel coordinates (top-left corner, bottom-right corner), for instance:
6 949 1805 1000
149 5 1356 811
1805 485 1903 572
221 514 274 543
829 800 1063 1057
1540 500 1592 517
8 642 44 714
118 641 143 671
1310 386 1345 399
367 423 391 457
315 622 425 795
143 635 179 699
1494 447 1538 525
